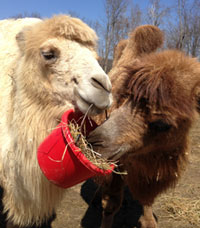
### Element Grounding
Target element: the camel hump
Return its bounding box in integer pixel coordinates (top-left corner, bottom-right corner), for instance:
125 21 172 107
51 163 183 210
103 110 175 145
128 25 164 55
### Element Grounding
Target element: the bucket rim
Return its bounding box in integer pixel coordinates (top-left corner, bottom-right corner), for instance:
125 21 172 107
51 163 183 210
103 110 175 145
61 109 114 175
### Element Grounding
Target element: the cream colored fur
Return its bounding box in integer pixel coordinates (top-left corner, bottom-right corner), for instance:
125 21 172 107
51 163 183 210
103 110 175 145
0 15 111 226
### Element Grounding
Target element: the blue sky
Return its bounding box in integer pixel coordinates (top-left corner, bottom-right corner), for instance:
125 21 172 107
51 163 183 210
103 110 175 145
0 0 175 21
0 0 105 20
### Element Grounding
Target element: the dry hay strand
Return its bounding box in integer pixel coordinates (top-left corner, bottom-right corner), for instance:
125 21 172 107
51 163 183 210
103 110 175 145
160 194 200 226
68 120 116 171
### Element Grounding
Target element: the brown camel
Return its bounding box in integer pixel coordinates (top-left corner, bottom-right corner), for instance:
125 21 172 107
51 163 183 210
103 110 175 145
88 25 200 228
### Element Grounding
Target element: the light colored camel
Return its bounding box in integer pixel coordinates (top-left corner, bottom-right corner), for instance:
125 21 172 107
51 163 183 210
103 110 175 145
0 15 112 227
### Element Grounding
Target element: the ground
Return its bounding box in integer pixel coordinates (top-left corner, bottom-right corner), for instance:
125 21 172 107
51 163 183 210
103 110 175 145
52 118 200 228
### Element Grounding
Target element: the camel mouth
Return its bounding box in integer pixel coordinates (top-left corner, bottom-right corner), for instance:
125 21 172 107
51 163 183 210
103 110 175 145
86 135 125 162
77 90 92 106
107 148 127 161
74 88 105 115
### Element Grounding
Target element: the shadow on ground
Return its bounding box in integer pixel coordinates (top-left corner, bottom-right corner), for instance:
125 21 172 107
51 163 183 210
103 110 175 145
80 179 143 228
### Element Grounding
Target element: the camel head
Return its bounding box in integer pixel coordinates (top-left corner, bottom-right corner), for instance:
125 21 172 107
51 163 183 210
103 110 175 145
15 15 112 116
88 25 200 165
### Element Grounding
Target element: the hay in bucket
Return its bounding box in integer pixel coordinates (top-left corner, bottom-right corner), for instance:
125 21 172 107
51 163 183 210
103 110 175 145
62 104 127 175
68 119 114 170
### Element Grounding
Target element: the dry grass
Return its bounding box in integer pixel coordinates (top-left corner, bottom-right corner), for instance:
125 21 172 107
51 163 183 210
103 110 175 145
160 193 200 226
68 120 114 170
154 160 200 227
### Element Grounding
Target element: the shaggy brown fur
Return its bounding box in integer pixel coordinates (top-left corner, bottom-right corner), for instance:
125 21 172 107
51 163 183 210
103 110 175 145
115 51 198 124
88 25 200 228
110 25 164 94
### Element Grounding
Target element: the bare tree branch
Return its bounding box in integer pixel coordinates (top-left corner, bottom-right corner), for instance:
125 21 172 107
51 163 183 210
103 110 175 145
146 0 170 27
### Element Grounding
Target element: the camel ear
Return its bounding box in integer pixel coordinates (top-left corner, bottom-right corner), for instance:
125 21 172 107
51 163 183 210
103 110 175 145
112 39 128 67
16 31 25 53
16 26 31 54
128 25 164 56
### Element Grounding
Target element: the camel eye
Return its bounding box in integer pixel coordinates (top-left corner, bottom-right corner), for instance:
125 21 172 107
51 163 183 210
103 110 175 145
40 45 60 64
41 50 56 60
149 120 172 133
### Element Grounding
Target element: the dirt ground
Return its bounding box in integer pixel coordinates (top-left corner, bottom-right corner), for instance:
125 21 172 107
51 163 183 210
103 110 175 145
52 118 200 228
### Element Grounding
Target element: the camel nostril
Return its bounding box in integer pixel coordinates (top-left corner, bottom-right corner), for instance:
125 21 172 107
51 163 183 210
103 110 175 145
91 75 112 93
72 77 78 84
91 77 106 91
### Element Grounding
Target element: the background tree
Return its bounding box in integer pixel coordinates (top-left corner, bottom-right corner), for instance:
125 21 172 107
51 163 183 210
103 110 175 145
98 0 129 72
10 12 41 19
145 0 170 27
166 0 200 57
128 3 142 31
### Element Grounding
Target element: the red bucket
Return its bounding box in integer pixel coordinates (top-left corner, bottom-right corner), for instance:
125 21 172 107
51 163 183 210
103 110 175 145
37 109 114 188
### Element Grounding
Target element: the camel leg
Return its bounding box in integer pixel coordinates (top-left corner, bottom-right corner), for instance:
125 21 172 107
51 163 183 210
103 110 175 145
138 205 157 228
100 173 124 228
